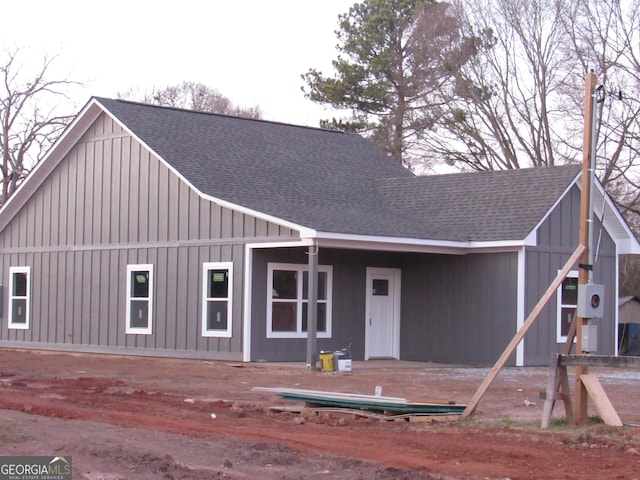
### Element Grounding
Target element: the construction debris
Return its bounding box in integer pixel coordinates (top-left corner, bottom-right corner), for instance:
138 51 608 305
254 387 465 417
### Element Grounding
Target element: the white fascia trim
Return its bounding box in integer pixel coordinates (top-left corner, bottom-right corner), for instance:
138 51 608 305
310 231 526 254
523 230 538 246
616 238 640 255
465 240 529 251
311 231 467 249
93 99 314 238
247 239 314 250
201 193 314 237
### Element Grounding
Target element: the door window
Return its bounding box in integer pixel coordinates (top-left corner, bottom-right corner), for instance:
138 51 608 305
372 279 389 296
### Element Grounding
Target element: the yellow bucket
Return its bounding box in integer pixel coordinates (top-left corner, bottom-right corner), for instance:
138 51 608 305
319 351 334 372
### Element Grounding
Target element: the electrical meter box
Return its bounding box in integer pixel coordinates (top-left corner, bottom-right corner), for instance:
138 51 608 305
577 283 604 318
581 324 598 353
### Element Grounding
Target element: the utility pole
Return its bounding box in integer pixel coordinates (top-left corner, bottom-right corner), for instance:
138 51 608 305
575 72 598 422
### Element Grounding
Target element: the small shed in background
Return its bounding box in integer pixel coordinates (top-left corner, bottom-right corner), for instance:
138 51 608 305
618 296 640 356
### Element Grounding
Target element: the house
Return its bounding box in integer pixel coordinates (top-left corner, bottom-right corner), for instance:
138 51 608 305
0 97 638 366
618 296 640 355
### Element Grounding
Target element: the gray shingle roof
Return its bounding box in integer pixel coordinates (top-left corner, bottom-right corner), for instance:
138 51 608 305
377 165 581 241
95 97 581 243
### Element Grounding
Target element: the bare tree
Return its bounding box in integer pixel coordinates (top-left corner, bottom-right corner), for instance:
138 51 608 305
558 0 640 226
0 47 80 204
417 0 576 172
419 0 640 240
119 81 262 119
418 0 640 292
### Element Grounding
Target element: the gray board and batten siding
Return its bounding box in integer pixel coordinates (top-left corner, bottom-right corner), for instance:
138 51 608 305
400 251 519 365
250 246 519 365
0 112 298 359
524 184 618 365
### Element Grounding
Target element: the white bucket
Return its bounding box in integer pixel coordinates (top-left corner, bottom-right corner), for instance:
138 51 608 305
334 349 352 372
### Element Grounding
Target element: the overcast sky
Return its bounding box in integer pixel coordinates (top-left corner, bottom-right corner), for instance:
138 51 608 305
1 0 355 126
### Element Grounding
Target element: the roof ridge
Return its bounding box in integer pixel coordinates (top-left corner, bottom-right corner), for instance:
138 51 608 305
436 164 579 178
376 164 581 185
92 96 347 134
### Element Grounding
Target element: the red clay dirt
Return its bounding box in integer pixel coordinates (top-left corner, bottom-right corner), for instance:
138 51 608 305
0 349 639 479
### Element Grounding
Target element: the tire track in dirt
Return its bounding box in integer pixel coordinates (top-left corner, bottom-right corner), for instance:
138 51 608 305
1 379 638 480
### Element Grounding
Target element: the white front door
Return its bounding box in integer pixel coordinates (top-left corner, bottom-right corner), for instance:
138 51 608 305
365 268 401 359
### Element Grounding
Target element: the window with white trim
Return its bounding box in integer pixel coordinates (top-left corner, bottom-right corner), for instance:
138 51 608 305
8 266 30 330
126 264 153 334
267 263 332 338
557 270 578 342
202 262 233 337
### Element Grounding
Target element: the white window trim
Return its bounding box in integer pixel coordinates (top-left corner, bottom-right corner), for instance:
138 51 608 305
8 266 30 330
202 262 233 338
267 262 333 339
126 264 153 335
557 269 578 343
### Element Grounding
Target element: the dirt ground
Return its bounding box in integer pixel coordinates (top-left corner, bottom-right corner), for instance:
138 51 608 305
0 349 639 480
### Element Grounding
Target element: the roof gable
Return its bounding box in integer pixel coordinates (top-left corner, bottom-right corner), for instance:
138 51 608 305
93 98 423 238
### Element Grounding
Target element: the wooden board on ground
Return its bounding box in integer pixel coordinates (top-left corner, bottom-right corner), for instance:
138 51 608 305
269 405 304 414
409 414 461 423
580 374 623 427
270 405 461 423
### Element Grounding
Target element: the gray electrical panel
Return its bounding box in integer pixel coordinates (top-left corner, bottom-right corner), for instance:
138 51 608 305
577 283 604 318
581 324 598 352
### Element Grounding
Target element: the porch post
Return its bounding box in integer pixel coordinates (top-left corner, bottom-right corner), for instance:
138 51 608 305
306 241 319 369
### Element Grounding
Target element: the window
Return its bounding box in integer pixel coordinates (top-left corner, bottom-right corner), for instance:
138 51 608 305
267 263 332 338
202 262 233 338
372 279 389 296
126 264 153 334
557 270 578 342
8 266 30 330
